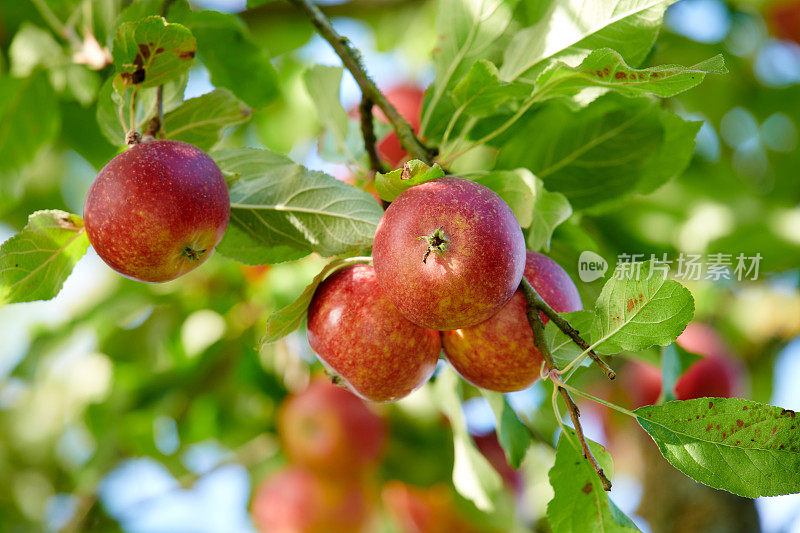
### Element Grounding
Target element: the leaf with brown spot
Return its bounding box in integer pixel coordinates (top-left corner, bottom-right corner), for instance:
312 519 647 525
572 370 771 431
547 428 639 532
590 260 695 353
112 16 195 89
636 397 800 497
0 210 89 305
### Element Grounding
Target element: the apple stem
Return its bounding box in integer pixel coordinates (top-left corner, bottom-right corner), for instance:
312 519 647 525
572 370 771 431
125 130 142 146
520 278 613 492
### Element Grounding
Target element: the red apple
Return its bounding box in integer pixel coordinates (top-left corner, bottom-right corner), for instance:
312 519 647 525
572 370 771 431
674 323 743 400
278 379 386 477
372 177 526 331
767 0 800 44
252 467 372 533
84 140 229 282
306 264 441 402
374 85 425 168
624 323 743 406
382 481 483 533
441 251 582 392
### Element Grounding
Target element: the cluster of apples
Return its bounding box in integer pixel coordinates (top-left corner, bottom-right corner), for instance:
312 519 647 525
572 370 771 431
307 176 582 402
251 379 495 533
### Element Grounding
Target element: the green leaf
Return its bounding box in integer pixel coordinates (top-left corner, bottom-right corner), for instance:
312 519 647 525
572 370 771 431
261 258 367 344
544 310 594 369
500 0 673 83
0 211 90 305
421 0 520 139
636 398 800 497
526 178 572 251
303 65 350 154
534 49 727 102
214 148 384 257
434 367 504 511
495 94 700 210
590 260 694 353
189 11 279 107
660 343 702 402
375 160 445 201
468 169 537 228
480 390 532 468
113 16 196 89
547 428 639 533
452 60 529 118
0 71 60 174
215 224 309 266
164 88 251 151
9 23 62 77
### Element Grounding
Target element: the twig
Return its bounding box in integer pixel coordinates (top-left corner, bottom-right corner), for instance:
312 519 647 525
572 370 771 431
287 0 434 164
527 284 616 380
359 95 386 173
30 0 82 48
521 278 612 491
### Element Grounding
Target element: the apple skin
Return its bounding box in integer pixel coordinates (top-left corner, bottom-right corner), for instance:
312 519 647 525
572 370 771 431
381 481 484 533
306 264 441 402
84 140 229 282
251 467 372 533
372 177 526 331
441 251 582 392
624 323 743 406
278 379 386 477
374 85 424 168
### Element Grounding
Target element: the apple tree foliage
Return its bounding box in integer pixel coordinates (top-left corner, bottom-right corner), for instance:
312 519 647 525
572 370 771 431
0 0 799 531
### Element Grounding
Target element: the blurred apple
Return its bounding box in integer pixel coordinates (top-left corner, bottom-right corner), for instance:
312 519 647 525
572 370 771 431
252 466 373 533
279 379 386 477
472 432 524 496
374 85 425 168
767 0 800 44
382 480 484 533
240 264 271 283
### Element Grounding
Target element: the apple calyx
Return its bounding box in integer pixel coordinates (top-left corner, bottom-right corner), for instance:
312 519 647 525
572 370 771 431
181 246 207 261
419 226 449 263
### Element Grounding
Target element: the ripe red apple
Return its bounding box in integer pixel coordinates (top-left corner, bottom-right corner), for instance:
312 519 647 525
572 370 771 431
767 0 800 44
278 379 386 477
84 140 229 282
374 85 425 168
381 481 484 533
624 323 743 406
372 177 526 331
441 251 582 392
252 467 372 533
306 264 441 402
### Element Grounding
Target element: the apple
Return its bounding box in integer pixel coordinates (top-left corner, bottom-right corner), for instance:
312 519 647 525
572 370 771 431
674 323 743 400
252 467 372 533
624 323 743 406
373 85 425 168
767 1 800 44
278 379 386 477
372 177 526 331
381 481 483 533
441 251 582 392
306 264 441 402
84 140 229 282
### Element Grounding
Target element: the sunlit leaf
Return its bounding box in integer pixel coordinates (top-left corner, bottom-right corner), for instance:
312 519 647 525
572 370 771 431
164 88 251 151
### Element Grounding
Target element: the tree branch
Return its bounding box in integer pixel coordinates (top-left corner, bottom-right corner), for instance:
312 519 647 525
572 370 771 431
521 278 612 491
359 96 387 174
527 286 615 380
286 0 435 164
